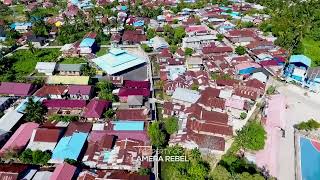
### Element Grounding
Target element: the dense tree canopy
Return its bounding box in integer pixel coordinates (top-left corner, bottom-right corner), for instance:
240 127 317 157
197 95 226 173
25 98 47 124
19 149 51 165
147 121 166 148
163 116 179 135
295 119 320 131
236 121 266 151
161 146 210 180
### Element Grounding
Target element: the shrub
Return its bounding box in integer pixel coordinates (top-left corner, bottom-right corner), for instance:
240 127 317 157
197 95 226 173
295 119 320 131
240 112 247 120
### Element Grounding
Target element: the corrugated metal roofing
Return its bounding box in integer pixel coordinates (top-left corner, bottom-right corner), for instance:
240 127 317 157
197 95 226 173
51 132 88 162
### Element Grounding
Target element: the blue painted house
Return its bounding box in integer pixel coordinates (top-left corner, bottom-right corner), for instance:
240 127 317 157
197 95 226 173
285 55 311 82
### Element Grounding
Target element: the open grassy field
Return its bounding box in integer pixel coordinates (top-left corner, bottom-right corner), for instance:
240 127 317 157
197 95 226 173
302 38 320 67
60 57 86 64
96 47 108 57
0 49 60 81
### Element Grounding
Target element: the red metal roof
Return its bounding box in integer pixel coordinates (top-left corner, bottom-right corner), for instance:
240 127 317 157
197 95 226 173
51 163 76 180
83 99 110 118
43 99 87 109
33 128 61 142
116 109 149 120
123 80 150 89
118 88 150 97
0 82 35 96
35 85 67 97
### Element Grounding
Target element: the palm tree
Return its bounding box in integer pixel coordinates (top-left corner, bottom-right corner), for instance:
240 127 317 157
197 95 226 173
27 40 36 54
24 98 47 124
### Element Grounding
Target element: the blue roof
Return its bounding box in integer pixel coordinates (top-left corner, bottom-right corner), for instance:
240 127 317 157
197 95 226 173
51 132 88 161
112 121 144 131
80 38 95 47
133 20 144 27
10 22 32 29
168 66 186 80
121 6 127 11
71 0 79 5
92 48 145 75
289 55 311 67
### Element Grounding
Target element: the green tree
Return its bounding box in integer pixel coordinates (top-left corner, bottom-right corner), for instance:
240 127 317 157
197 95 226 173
191 84 199 91
19 149 33 163
104 109 115 119
141 44 152 53
236 172 265 180
266 85 276 95
184 48 193 56
164 116 179 134
210 165 231 180
81 64 96 77
235 46 246 55
25 98 47 124
240 112 247 120
147 121 166 148
138 168 151 175
19 149 51 165
27 41 36 54
216 34 224 42
294 119 320 131
96 80 114 93
146 28 156 39
169 45 178 53
236 121 266 151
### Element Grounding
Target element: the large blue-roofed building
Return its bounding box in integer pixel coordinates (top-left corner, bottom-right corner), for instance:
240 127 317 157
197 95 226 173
92 48 145 75
50 132 88 163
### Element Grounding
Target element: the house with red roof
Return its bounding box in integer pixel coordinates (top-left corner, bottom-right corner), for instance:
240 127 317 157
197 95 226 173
202 46 233 56
93 138 152 171
158 48 173 62
82 131 116 168
225 29 257 46
118 80 150 102
26 128 62 152
197 87 225 112
0 164 31 180
83 99 110 121
43 99 87 109
50 163 76 180
0 122 39 155
0 82 37 97
116 108 150 121
35 85 68 99
122 30 147 45
68 85 93 100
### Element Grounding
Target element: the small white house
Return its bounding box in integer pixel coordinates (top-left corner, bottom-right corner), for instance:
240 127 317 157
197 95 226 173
172 88 200 107
186 56 203 71
35 62 57 75
150 36 169 51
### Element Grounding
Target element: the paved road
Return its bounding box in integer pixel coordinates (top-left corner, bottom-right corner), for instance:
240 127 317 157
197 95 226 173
275 81 320 180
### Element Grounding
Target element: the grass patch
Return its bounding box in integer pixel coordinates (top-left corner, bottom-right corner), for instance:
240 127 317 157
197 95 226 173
60 57 86 64
0 49 60 81
96 47 108 57
302 38 320 67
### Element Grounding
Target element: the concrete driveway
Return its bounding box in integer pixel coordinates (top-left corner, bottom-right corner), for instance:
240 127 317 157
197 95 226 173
274 81 320 180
